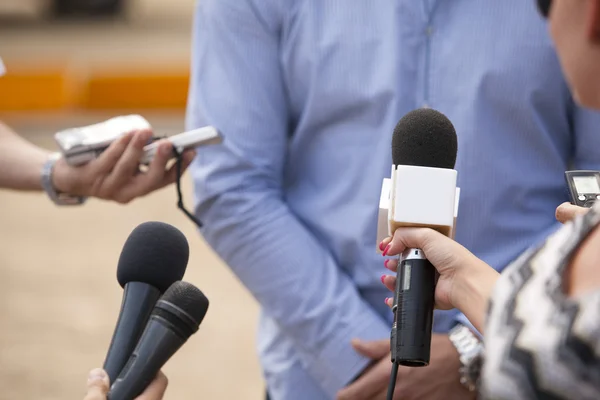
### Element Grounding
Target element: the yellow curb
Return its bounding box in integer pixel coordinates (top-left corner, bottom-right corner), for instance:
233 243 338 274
0 61 190 111
0 63 71 111
81 70 190 110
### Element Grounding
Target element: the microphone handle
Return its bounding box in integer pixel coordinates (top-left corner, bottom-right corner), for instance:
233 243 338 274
391 248 435 367
104 282 161 383
108 316 186 400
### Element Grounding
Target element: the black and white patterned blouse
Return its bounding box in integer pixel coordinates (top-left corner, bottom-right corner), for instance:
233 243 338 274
480 203 600 399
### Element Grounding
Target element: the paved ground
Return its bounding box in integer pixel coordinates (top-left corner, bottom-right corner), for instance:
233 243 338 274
0 5 265 399
0 118 262 398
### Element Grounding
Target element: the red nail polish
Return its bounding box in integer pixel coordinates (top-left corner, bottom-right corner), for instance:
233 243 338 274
382 244 391 256
379 241 386 251
384 259 389 269
380 275 386 284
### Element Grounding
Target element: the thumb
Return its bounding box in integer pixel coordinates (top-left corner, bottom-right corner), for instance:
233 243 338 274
556 202 588 224
84 368 110 400
351 338 390 359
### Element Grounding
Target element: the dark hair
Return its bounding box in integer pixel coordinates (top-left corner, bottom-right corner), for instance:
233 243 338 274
536 0 552 19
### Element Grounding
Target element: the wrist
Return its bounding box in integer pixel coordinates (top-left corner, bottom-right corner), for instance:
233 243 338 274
50 155 75 194
22 149 52 191
453 258 499 333
41 153 87 205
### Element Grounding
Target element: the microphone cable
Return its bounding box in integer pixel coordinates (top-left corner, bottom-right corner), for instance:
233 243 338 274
172 146 203 228
387 362 398 400
147 136 204 229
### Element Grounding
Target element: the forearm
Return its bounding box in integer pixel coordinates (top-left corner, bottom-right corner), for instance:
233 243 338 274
454 257 500 334
0 121 50 191
187 0 390 393
196 188 390 397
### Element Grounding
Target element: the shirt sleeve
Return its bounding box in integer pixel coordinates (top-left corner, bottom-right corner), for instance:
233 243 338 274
186 1 390 397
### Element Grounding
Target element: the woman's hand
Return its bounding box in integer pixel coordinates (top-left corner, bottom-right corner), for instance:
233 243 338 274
84 368 168 400
52 129 196 204
555 202 589 224
379 228 499 333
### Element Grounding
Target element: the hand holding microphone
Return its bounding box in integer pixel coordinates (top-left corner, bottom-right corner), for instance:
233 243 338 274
84 368 167 400
338 109 464 400
380 228 499 333
376 109 501 400
385 108 460 369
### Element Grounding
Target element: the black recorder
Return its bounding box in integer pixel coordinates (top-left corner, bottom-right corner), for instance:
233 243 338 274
565 170 600 208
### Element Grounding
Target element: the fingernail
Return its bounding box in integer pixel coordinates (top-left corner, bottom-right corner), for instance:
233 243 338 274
379 241 386 251
382 244 391 256
385 297 392 306
120 132 134 143
136 130 151 145
87 368 106 383
380 274 386 284
384 259 390 270
159 142 172 155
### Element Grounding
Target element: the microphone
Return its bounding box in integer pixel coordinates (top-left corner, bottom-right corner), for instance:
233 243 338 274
389 108 458 366
103 221 189 383
383 108 459 399
108 281 209 400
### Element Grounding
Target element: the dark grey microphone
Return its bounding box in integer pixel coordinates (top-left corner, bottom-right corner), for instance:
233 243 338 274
103 222 189 383
108 281 209 400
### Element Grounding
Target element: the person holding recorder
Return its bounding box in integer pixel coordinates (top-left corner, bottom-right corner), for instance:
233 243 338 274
0 59 195 205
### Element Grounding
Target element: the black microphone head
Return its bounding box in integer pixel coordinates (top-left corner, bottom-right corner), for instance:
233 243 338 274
159 281 209 326
391 108 458 169
117 221 189 293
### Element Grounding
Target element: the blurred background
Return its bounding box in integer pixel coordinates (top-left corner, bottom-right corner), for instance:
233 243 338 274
0 1 262 399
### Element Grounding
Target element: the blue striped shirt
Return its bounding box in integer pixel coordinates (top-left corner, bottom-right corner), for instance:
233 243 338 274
187 1 600 398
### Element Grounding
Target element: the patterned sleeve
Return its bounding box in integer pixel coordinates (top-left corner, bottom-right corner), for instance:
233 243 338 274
480 204 600 400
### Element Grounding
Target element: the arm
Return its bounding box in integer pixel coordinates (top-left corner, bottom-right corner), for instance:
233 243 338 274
454 260 500 334
0 121 50 190
0 120 193 202
568 215 600 298
187 1 389 396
